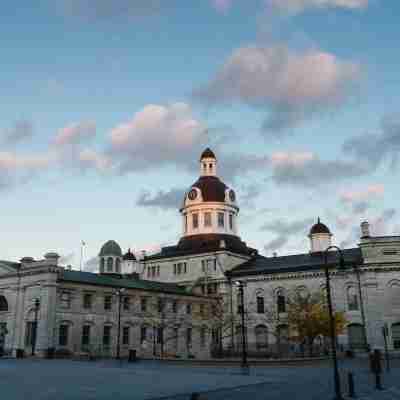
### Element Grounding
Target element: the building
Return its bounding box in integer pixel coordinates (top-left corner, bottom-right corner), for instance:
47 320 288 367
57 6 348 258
0 248 216 359
2 148 400 358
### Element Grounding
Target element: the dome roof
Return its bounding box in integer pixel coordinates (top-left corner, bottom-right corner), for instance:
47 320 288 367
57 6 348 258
200 147 216 160
99 240 122 257
309 218 331 235
123 248 136 261
190 176 229 202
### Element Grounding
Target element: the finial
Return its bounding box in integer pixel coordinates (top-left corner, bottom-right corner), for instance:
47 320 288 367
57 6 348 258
317 216 320 224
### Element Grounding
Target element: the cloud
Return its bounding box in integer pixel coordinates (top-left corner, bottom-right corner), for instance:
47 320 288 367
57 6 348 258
267 0 369 14
53 120 96 147
269 151 367 186
78 149 112 172
59 253 75 265
1 120 34 146
109 103 208 173
83 256 99 273
136 187 184 210
343 113 400 169
57 0 163 21
264 236 288 253
193 45 360 134
339 184 384 214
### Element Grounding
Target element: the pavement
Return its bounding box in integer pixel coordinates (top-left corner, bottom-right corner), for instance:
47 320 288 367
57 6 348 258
1 357 400 400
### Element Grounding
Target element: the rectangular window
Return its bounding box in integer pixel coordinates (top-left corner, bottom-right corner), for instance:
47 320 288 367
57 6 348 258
140 326 147 343
83 293 92 309
186 303 192 315
183 262 187 274
200 327 206 347
186 328 192 346
103 326 111 346
147 267 151 278
177 263 182 274
157 327 163 344
229 214 233 230
158 298 164 313
123 296 130 311
277 295 286 313
201 260 205 273
213 259 217 271
104 295 112 310
192 213 199 229
204 212 212 227
172 300 178 313
141 297 147 312
152 266 156 277
173 264 177 275
61 292 70 309
59 324 69 346
123 326 130 345
157 266 160 276
257 297 264 314
199 304 205 317
218 212 224 228
82 325 90 346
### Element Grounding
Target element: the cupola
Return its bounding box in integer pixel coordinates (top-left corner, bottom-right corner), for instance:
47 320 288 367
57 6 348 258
99 240 123 275
308 218 332 252
200 147 217 177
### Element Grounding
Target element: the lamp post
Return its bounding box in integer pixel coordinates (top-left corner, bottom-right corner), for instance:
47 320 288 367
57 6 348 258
31 298 40 356
113 288 125 360
324 245 346 400
353 264 369 351
235 280 249 371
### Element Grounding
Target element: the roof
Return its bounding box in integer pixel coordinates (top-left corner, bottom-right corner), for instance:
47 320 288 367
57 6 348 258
99 240 122 257
200 148 216 160
0 260 20 271
227 247 363 278
145 233 256 260
191 176 228 203
58 269 206 297
123 249 136 261
309 218 331 235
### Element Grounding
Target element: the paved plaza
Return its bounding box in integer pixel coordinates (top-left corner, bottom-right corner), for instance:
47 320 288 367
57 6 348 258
1 358 400 400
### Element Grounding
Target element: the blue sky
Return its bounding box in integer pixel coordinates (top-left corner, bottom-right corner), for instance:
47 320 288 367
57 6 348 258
1 0 399 268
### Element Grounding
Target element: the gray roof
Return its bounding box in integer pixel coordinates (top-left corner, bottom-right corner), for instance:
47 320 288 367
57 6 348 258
0 260 20 271
227 247 363 278
99 240 122 257
58 269 207 298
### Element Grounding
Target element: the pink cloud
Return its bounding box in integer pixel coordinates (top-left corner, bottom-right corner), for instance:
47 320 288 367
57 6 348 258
212 0 233 13
268 0 369 14
53 120 96 146
340 184 384 203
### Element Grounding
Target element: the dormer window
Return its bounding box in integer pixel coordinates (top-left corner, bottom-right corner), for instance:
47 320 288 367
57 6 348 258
204 212 212 227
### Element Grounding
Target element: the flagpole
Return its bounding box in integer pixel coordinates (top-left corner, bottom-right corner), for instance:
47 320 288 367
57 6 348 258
80 241 85 272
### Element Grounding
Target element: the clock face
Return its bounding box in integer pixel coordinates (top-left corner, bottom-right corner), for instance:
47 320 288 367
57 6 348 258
188 189 197 201
229 190 236 202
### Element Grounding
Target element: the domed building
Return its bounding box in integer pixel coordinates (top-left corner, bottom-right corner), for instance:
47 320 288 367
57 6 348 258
99 240 123 275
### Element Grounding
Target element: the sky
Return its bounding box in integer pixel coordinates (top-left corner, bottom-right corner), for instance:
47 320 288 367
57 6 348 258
1 0 400 269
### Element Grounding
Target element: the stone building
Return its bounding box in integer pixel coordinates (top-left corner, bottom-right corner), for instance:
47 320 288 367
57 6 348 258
0 249 216 359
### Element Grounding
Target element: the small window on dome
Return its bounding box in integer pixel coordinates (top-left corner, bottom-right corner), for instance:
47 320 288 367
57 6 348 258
107 257 113 272
229 214 233 230
192 213 199 229
218 212 224 228
204 212 212 227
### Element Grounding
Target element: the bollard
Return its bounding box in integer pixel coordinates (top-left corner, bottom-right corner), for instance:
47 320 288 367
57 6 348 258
348 372 356 398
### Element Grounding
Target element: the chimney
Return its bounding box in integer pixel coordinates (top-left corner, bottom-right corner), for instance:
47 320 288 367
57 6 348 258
361 221 370 238
44 252 60 266
20 257 35 267
273 252 278 257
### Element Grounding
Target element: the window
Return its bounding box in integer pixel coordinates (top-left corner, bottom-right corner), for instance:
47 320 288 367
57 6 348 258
158 298 164 313
140 326 147 343
157 327 163 344
104 295 112 310
237 293 242 314
116 258 121 273
200 326 206 347
255 325 268 349
277 291 286 313
257 296 265 314
229 214 233 230
204 212 212 227
347 287 359 311
218 212 224 228
107 257 113 272
82 325 90 346
61 292 71 309
185 215 188 233
201 260 205 273
213 259 217 271
141 297 147 312
152 266 156 277
183 262 187 274
186 303 192 315
177 263 182 274
100 258 105 274
186 327 192 347
59 324 69 346
173 264 177 275
123 296 130 311
172 300 178 313
103 326 111 346
157 265 160 276
83 293 92 309
147 267 151 278
123 326 130 345
209 163 213 169
199 304 205 317
192 213 199 229
392 323 400 349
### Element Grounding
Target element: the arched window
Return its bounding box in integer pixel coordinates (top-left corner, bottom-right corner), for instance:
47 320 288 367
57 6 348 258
348 323 364 349
255 325 268 349
0 296 8 312
392 323 400 349
107 257 113 272
277 289 286 313
115 258 121 274
347 287 359 311
100 258 105 274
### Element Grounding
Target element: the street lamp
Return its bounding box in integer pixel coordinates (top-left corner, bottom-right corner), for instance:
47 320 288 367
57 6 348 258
31 298 40 356
353 264 369 351
113 288 125 360
324 245 346 400
235 280 249 371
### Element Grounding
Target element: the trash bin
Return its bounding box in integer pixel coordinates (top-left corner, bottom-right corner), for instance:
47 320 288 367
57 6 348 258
16 349 24 359
128 349 137 362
